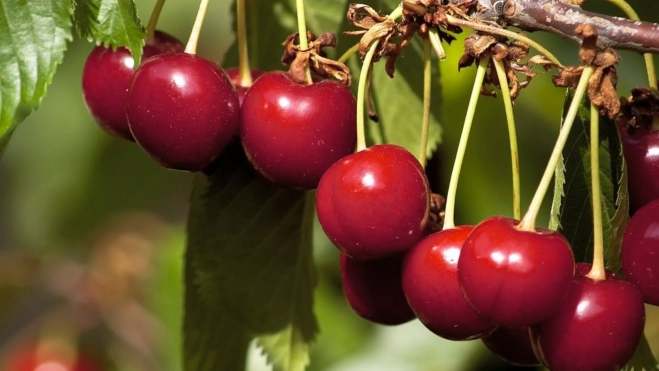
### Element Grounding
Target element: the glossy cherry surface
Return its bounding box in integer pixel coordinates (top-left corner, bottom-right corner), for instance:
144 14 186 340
127 53 239 171
240 71 357 189
530 276 645 371
617 117 659 213
457 216 575 328
82 31 183 140
316 144 430 260
402 226 496 340
224 67 263 105
621 198 659 305
340 253 415 325
481 327 540 367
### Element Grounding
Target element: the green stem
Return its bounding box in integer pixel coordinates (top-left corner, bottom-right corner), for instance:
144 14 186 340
518 66 595 231
146 0 166 41
445 15 563 67
492 58 521 220
427 29 446 60
236 0 253 86
184 0 211 54
419 38 432 167
586 102 606 281
338 43 359 64
443 58 490 230
295 0 313 84
604 0 657 90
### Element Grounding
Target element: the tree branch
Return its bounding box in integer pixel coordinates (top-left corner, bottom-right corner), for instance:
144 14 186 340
460 0 659 54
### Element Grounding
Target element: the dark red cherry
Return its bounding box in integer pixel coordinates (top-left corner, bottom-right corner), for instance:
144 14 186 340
481 327 541 367
340 253 415 325
82 31 183 140
316 144 430 260
401 226 496 340
457 216 575 328
617 117 659 213
621 197 659 305
240 71 357 189
224 67 263 105
126 53 240 171
530 276 645 371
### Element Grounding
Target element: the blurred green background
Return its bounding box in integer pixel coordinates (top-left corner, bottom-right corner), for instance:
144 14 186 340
0 1 659 370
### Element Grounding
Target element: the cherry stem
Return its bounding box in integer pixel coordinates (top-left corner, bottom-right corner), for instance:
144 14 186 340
184 0 211 54
443 57 490 230
445 15 563 67
236 0 253 86
605 0 657 90
492 58 521 220
518 66 595 231
418 38 432 167
355 6 403 152
146 0 166 41
295 0 313 84
338 43 359 64
427 29 446 60
586 101 607 281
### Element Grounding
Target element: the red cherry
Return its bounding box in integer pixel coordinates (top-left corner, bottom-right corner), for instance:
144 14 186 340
340 253 415 325
240 71 357 189
621 198 659 305
617 117 659 213
5 347 102 371
224 67 263 105
457 216 575 328
126 53 240 171
316 144 430 260
82 31 183 141
481 327 541 367
530 276 645 371
401 226 496 340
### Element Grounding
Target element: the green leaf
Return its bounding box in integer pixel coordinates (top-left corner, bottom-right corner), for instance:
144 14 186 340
624 335 659 371
184 142 318 371
0 0 73 147
72 0 145 65
548 90 624 267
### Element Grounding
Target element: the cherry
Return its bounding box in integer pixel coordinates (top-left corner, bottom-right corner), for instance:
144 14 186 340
340 253 415 325
224 67 263 105
82 31 183 141
530 276 645 371
401 226 496 340
316 144 430 260
126 53 240 171
617 117 659 213
481 327 541 367
457 216 575 328
621 197 659 305
240 71 357 189
5 347 102 371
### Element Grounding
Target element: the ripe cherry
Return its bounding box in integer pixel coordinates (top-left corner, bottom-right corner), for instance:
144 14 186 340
340 253 415 325
621 197 659 305
457 216 575 328
126 53 240 171
82 31 183 141
316 144 430 260
224 67 263 105
240 71 357 189
530 276 645 371
401 226 496 340
617 117 659 213
481 327 540 367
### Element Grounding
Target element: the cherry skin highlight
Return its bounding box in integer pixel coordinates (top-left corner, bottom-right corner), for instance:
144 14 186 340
126 53 240 172
82 31 183 141
240 71 357 189
457 216 575 328
401 226 496 340
621 197 659 305
340 253 415 325
530 276 645 371
481 327 541 367
617 117 659 213
224 67 263 105
316 144 431 260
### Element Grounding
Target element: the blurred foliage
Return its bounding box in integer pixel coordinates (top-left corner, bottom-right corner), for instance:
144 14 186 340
0 0 658 370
